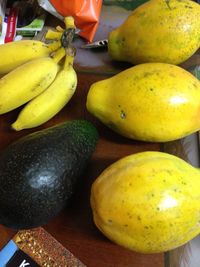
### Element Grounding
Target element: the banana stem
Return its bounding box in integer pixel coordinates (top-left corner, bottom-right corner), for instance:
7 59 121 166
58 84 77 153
56 25 64 32
59 17 76 67
52 47 66 63
64 16 76 29
64 55 74 70
45 30 63 40
64 47 76 69
61 17 76 48
47 40 61 52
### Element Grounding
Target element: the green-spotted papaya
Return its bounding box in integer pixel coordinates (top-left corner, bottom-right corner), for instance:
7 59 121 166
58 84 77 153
108 0 200 65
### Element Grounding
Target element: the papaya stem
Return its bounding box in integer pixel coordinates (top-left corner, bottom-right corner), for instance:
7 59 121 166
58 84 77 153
165 0 172 10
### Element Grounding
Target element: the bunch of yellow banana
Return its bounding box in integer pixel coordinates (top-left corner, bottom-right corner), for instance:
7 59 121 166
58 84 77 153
0 17 74 74
0 46 66 114
12 47 77 131
0 16 78 130
0 40 61 75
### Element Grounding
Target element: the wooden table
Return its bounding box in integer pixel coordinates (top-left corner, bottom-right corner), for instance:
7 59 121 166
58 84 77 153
0 11 199 267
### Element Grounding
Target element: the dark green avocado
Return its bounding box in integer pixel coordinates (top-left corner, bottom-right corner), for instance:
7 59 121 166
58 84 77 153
0 120 98 230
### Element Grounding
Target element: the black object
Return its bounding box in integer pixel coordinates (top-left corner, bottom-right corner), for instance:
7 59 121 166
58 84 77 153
7 248 39 267
10 0 41 28
0 120 98 229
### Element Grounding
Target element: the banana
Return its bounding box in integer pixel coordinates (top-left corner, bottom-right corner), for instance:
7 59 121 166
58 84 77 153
0 47 66 115
0 40 61 74
12 49 77 131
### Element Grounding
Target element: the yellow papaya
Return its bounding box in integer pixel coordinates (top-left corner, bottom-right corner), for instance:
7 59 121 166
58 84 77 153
108 0 200 65
91 151 200 253
86 62 200 142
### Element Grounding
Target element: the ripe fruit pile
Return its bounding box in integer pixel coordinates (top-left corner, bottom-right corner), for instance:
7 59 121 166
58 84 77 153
87 0 200 143
0 16 77 130
88 0 200 255
0 0 200 257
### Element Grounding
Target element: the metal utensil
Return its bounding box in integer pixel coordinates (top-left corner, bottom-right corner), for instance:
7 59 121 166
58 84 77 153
81 39 108 49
